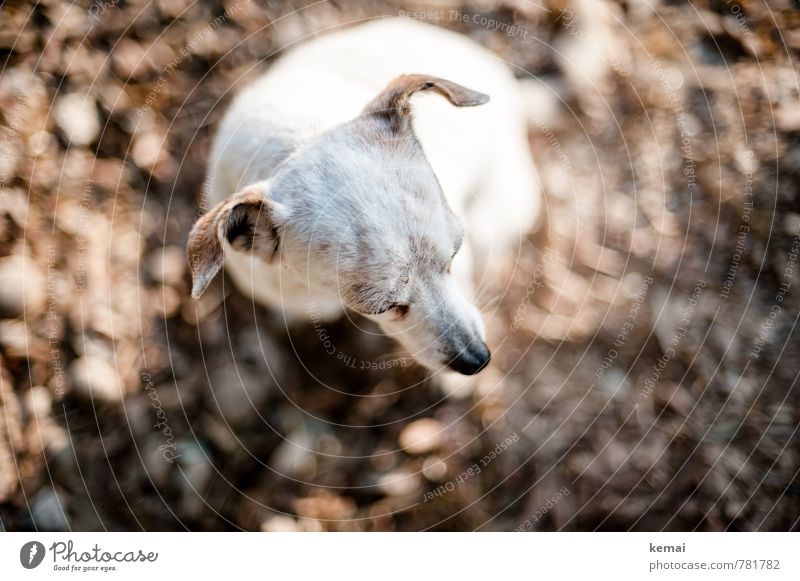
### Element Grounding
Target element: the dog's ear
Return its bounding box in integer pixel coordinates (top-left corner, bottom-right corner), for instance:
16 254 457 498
187 186 283 298
364 74 489 132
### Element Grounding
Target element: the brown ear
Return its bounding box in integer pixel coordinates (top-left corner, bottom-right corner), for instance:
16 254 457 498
186 188 281 298
364 74 489 132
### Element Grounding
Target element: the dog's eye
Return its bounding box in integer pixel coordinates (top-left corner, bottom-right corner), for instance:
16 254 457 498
447 242 461 272
387 304 409 318
447 251 459 273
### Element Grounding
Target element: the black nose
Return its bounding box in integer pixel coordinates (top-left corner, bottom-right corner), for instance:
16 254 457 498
446 340 491 375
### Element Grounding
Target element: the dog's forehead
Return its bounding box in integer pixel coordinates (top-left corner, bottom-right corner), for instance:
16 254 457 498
285 125 460 239
351 173 460 263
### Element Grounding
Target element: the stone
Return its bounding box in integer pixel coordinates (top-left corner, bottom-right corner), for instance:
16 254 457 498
378 469 419 497
399 418 443 455
260 515 299 532
31 488 69 531
146 245 185 286
25 386 52 418
0 255 46 319
53 93 100 146
68 356 124 402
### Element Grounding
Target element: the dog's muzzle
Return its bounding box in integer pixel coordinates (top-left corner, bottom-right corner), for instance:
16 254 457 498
446 339 491 375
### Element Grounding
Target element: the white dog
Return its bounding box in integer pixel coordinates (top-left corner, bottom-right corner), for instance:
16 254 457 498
188 18 540 375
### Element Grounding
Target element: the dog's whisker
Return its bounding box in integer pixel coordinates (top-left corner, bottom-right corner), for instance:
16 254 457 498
374 350 412 363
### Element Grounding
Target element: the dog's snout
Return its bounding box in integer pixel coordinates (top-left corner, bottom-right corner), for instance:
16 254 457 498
446 340 491 375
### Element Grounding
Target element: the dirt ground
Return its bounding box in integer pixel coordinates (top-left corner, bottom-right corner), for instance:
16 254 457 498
0 0 799 531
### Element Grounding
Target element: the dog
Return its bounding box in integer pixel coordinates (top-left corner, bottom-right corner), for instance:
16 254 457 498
187 18 541 376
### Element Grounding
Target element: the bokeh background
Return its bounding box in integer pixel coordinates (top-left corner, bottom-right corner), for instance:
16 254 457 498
1 0 799 531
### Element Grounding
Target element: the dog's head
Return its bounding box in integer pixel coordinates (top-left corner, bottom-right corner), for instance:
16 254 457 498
188 75 491 375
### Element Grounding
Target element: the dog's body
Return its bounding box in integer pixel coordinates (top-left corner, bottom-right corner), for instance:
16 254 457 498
191 18 540 374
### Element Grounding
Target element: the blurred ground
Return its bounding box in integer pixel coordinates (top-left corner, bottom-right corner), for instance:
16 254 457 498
0 0 799 531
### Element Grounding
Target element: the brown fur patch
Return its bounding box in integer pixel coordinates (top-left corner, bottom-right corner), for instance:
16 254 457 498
186 188 279 298
364 74 489 132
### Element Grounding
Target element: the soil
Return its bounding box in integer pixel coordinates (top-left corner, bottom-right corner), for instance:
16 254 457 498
0 0 798 531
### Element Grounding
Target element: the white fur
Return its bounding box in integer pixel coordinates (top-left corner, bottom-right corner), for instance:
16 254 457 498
201 18 541 372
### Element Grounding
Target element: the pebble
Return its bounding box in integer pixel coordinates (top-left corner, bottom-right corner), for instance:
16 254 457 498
53 93 100 146
0 255 46 319
776 104 800 132
0 320 31 357
132 132 165 170
68 356 124 402
210 363 270 426
146 245 186 286
260 515 299 532
110 39 148 80
176 439 213 491
153 285 181 317
378 469 419 497
398 418 443 455
31 488 69 531
597 367 629 400
24 386 52 418
270 427 315 478
422 455 448 482
783 213 800 236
